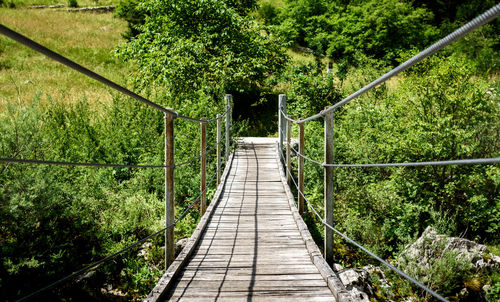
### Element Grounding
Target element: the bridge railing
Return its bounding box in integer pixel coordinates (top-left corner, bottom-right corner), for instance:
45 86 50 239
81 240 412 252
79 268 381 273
277 4 500 302
0 24 233 301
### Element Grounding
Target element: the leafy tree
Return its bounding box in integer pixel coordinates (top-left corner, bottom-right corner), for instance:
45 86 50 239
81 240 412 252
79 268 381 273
116 0 287 112
278 0 437 65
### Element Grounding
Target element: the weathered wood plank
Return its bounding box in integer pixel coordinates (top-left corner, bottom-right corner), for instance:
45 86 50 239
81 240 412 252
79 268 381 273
148 138 341 302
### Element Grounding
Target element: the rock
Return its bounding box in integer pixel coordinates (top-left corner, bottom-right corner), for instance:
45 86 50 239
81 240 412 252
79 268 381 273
333 263 344 272
338 268 373 302
363 264 390 291
137 242 152 260
175 238 189 255
100 284 128 301
398 226 500 272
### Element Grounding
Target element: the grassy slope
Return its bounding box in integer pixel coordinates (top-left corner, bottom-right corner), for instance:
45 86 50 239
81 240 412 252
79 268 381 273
0 8 130 109
6 0 118 7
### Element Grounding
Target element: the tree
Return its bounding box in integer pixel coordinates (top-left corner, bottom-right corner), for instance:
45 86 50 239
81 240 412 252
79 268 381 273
116 0 285 111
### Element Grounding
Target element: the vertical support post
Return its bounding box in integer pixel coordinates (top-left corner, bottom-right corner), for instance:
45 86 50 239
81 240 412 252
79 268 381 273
216 114 222 186
278 94 287 153
286 119 292 185
200 118 207 215
324 110 334 267
225 94 232 161
164 112 175 269
327 62 334 75
298 120 305 216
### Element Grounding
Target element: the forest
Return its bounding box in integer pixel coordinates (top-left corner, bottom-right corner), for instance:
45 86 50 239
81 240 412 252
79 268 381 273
0 0 499 301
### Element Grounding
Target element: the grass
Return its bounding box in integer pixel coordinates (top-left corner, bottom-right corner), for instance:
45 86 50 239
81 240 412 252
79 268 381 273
0 8 131 109
4 0 119 8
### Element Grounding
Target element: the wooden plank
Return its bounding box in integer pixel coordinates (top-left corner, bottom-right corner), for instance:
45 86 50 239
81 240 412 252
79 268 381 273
149 138 339 302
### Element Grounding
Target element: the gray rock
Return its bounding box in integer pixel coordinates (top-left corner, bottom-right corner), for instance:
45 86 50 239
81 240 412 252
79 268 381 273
338 268 373 302
398 226 500 272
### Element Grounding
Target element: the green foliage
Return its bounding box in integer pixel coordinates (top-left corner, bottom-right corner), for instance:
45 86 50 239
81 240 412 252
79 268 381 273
116 0 287 110
68 0 78 7
114 0 147 39
0 91 227 300
276 0 437 65
396 243 474 298
257 2 279 25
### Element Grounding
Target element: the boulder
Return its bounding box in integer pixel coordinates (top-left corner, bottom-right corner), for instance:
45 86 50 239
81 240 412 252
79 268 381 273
336 265 373 302
398 226 500 272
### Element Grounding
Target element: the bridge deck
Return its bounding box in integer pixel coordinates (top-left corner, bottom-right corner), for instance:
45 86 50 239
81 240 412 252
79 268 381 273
159 138 336 302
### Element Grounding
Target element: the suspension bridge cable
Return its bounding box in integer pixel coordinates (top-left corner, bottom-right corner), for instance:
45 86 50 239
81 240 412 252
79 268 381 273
324 157 500 167
279 108 300 124
174 140 220 168
206 106 231 123
298 4 500 123
289 144 324 167
17 162 223 302
279 113 500 168
0 24 173 116
0 24 227 124
278 150 448 302
0 157 167 169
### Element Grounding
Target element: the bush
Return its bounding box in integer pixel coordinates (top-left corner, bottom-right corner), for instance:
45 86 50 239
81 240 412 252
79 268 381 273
68 0 78 8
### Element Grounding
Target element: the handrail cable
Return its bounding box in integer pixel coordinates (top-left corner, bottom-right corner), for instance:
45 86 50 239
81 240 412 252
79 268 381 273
206 106 231 123
278 148 448 302
174 139 220 168
0 24 222 124
289 142 325 166
0 132 224 169
278 120 499 168
0 157 168 169
324 157 500 168
17 165 222 302
283 4 500 124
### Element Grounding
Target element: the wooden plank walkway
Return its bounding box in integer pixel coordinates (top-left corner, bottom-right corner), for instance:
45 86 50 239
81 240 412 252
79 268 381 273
153 138 339 302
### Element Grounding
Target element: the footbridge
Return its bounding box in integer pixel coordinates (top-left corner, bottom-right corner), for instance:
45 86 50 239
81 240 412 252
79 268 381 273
146 137 349 302
2 4 500 302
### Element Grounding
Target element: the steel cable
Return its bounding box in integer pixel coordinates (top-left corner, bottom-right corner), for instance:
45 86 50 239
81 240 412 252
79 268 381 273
279 150 448 302
324 157 500 167
205 106 231 123
299 4 500 123
279 108 300 124
174 140 219 168
0 157 168 169
0 24 231 124
289 144 324 166
17 162 224 302
0 24 173 116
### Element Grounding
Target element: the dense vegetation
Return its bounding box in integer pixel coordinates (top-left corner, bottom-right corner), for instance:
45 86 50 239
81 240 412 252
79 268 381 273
0 0 499 301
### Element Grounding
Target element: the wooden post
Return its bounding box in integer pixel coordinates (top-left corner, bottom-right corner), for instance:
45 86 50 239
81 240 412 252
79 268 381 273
298 120 305 216
324 110 334 267
164 112 175 269
200 118 207 215
216 114 221 186
286 120 292 185
278 94 287 152
225 94 232 161
327 62 334 75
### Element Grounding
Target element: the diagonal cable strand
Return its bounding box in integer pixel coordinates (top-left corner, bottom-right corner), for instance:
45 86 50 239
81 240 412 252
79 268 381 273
280 151 448 302
0 24 173 115
174 141 219 168
289 144 324 166
17 162 224 302
298 4 500 123
0 24 231 123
